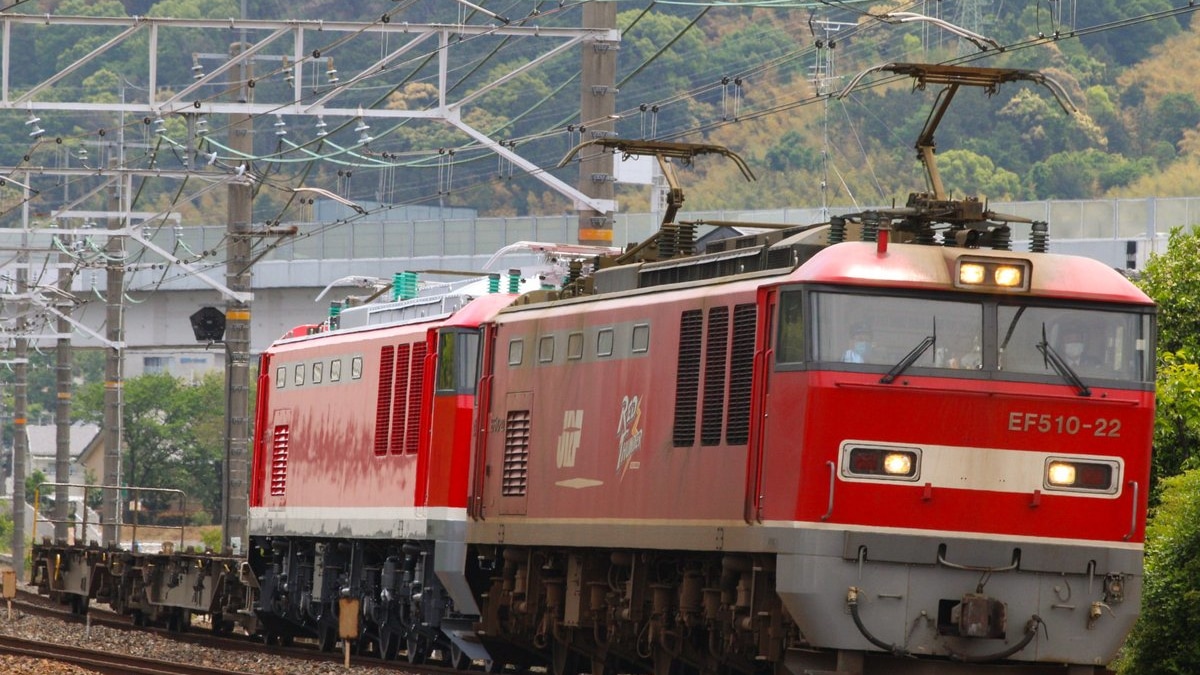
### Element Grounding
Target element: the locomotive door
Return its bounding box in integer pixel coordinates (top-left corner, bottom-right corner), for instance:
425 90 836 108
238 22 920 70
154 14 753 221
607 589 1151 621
498 391 532 515
744 287 777 523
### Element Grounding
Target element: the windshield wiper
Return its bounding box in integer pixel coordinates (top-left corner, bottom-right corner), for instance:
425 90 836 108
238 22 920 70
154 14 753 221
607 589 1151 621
880 319 936 384
1037 323 1091 397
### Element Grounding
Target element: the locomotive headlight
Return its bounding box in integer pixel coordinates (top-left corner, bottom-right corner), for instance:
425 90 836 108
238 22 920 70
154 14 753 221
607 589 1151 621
955 257 1031 292
993 265 1024 287
1047 461 1076 486
883 452 913 476
1044 457 1119 494
843 445 920 481
959 263 986 285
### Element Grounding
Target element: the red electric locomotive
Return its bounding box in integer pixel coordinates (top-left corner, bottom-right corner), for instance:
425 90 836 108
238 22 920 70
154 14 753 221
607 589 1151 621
30 63 1152 675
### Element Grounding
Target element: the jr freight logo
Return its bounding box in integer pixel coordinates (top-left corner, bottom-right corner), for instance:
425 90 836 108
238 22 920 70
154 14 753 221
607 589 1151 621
557 409 583 468
616 394 644 478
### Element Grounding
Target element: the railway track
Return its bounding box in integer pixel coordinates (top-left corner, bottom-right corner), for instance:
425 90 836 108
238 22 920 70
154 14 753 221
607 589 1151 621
0 633 259 675
9 588 488 675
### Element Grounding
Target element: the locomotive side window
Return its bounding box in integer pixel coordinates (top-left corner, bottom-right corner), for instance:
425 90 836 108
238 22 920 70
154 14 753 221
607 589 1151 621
275 366 286 388
438 329 481 394
538 335 555 363
508 339 524 366
330 359 342 382
312 361 324 384
776 290 804 364
598 329 614 357
632 324 650 353
351 356 363 379
294 363 306 386
567 332 584 360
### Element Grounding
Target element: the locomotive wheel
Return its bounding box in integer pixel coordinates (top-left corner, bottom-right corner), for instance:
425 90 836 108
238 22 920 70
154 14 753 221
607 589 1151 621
318 624 338 652
406 634 427 665
552 640 581 675
450 642 471 670
380 631 401 660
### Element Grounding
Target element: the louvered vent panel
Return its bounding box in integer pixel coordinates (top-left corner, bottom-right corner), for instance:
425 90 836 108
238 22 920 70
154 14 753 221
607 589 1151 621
270 425 290 496
726 303 757 445
502 410 531 496
374 346 395 455
701 307 729 445
672 310 703 447
405 343 427 454
390 344 411 454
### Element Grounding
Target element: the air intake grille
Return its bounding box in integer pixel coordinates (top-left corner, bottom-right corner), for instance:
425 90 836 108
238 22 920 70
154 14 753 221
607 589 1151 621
374 345 395 455
502 409 531 496
673 310 703 446
701 307 730 445
405 343 427 454
270 425 290 496
726 303 757 445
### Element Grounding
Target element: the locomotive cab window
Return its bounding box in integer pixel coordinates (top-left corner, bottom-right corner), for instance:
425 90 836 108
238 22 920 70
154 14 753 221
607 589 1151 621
812 291 982 370
997 305 1153 384
800 287 1154 387
437 329 481 394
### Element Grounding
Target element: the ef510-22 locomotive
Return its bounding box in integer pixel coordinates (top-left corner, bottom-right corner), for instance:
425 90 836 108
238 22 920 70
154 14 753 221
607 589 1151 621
33 64 1154 675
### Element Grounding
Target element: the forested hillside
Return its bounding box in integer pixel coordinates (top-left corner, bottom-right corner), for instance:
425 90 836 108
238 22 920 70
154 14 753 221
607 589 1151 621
0 0 1196 222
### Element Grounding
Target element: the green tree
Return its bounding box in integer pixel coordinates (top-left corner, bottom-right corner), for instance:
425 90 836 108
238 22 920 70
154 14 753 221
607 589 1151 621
1117 469 1200 674
1149 355 1200 490
936 149 1022 200
25 470 48 509
75 370 227 522
1137 227 1200 358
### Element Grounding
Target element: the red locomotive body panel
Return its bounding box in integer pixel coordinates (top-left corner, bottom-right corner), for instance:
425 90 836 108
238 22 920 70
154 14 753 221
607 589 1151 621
476 278 763 528
249 293 516 538
470 240 1155 667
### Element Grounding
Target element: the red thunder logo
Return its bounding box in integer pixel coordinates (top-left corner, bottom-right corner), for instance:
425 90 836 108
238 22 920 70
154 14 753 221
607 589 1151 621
616 394 644 478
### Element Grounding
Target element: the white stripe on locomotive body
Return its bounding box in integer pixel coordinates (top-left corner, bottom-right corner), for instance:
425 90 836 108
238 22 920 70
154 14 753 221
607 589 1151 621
248 506 467 539
838 439 1126 498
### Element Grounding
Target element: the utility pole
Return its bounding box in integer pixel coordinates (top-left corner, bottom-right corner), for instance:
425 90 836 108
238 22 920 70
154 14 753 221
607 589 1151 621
11 175 31 565
577 0 617 246
102 162 124 546
54 236 74 543
223 41 253 555
12 266 28 567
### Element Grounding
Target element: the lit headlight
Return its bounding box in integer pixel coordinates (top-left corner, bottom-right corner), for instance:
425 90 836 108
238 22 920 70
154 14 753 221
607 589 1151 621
1046 461 1076 486
883 452 913 476
959 263 986 285
993 265 1024 287
844 446 920 481
1044 458 1119 494
955 257 1031 292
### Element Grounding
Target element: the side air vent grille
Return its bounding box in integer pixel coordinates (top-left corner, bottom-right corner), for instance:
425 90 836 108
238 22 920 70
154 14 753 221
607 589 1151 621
502 410 531 496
